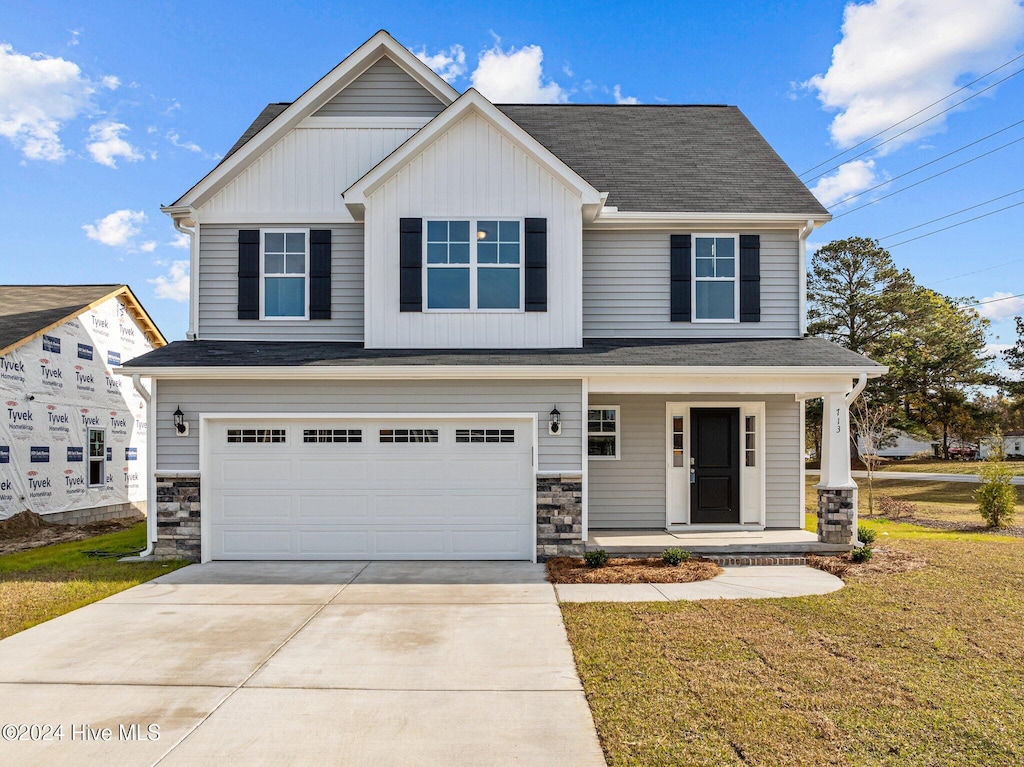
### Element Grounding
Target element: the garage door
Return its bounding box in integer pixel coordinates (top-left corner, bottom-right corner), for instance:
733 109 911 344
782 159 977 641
205 417 535 560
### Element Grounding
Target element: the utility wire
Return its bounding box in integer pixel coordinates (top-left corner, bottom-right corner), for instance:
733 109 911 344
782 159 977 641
831 134 1024 220
926 257 1024 286
885 199 1024 248
878 187 1024 240
800 52 1024 179
959 291 1024 308
829 120 1024 209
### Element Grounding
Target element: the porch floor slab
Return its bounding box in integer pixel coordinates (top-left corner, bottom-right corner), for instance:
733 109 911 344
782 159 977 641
586 528 852 555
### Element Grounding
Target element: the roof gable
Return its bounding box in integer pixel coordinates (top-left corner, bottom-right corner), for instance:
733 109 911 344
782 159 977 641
343 89 603 218
0 285 166 356
313 56 445 118
168 30 459 212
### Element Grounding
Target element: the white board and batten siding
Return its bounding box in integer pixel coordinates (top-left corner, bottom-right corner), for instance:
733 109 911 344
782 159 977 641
363 112 584 349
588 394 802 529
582 230 801 338
196 223 364 341
155 379 583 475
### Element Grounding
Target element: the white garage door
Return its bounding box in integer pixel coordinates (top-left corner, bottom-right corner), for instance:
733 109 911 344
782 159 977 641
205 417 535 561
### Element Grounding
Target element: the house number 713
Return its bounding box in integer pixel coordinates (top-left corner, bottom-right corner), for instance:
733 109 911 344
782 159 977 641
835 408 842 434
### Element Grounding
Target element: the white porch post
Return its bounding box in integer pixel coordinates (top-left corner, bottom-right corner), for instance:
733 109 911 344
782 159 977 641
816 390 857 546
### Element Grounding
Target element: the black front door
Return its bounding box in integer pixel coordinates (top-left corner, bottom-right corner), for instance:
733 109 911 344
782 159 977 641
689 408 740 524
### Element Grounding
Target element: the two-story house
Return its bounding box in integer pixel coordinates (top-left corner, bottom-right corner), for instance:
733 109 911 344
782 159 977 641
122 31 884 563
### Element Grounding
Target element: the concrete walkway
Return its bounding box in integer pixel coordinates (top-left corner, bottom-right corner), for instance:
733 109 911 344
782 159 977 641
555 565 844 602
0 561 605 767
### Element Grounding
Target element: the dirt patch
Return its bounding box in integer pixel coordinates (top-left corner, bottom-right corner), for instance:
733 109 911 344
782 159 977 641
0 511 141 556
807 547 927 579
547 556 722 584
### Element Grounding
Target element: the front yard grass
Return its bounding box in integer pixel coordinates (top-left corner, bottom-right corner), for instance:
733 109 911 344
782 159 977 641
0 523 187 640
561 524 1024 765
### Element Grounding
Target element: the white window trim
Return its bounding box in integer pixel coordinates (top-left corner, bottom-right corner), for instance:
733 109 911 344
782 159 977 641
691 233 740 324
259 227 310 321
422 218 525 313
87 427 106 488
587 405 621 461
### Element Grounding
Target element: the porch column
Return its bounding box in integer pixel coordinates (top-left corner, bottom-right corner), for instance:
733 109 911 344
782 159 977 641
816 392 855 546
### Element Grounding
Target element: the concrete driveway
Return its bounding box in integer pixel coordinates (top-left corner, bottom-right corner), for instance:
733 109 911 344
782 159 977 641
0 561 605 766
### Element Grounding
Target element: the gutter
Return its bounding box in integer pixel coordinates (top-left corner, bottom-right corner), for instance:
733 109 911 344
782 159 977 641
845 372 868 406
131 374 156 558
798 218 815 336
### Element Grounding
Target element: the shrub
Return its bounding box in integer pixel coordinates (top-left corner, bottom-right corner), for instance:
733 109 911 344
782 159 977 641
857 524 877 546
877 495 916 520
976 460 1017 528
662 547 692 566
583 549 609 568
850 546 873 563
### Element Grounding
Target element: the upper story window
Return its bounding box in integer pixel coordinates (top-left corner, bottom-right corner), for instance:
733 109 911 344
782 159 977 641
262 229 308 319
425 219 522 311
693 235 738 322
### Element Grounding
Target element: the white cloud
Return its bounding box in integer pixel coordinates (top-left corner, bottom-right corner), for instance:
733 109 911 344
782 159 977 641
612 85 639 105
166 130 202 153
413 44 466 84
101 75 120 90
82 209 147 247
168 231 190 249
0 43 103 161
470 42 567 103
140 241 157 252
810 159 878 208
805 0 1024 151
86 121 143 167
149 260 190 302
67 29 81 47
976 291 1024 321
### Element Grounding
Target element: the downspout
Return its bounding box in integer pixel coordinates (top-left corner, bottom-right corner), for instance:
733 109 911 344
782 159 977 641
845 373 868 406
798 218 815 336
172 211 198 341
132 374 156 558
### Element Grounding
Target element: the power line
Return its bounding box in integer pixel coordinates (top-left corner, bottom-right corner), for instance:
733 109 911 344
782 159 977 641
959 291 1024 309
885 199 1024 248
878 187 1024 240
828 120 1024 209
800 52 1024 179
798 51 1024 176
831 134 1024 220
926 257 1024 286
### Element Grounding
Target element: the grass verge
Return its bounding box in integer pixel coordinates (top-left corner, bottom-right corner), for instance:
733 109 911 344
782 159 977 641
562 523 1024 765
0 523 187 640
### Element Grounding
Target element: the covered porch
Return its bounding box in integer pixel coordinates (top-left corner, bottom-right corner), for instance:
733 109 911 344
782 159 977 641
585 528 851 560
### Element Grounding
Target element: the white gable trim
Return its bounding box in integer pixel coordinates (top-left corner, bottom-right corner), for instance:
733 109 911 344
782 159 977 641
343 89 604 219
169 30 459 211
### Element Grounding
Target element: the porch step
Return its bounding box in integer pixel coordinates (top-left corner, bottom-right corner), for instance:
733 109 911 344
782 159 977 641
708 555 808 567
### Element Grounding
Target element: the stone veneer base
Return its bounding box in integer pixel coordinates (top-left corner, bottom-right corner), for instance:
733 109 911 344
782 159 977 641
817 487 855 545
154 474 201 561
536 474 584 561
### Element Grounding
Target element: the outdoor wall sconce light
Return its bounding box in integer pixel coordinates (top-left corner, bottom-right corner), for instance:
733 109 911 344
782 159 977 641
173 406 189 437
548 406 561 436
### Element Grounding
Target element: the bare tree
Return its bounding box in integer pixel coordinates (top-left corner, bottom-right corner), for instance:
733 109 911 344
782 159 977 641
850 399 897 516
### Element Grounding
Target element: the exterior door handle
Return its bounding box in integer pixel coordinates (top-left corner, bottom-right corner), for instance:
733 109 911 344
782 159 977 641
690 469 696 484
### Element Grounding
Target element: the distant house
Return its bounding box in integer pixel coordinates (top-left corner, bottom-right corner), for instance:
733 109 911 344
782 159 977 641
979 430 1024 460
857 430 936 460
0 285 166 523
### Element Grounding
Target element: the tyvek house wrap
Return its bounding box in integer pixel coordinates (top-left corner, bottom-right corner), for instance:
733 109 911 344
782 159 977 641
0 296 156 519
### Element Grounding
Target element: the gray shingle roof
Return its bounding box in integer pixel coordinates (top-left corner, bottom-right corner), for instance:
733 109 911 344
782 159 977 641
214 102 827 216
123 337 881 370
496 105 827 215
0 285 124 354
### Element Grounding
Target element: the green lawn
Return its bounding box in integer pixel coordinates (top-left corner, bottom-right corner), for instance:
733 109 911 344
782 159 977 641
0 523 187 639
863 458 1024 476
562 522 1024 766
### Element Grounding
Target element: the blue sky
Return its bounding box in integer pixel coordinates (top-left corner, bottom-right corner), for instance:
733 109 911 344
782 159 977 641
2 0 1023 363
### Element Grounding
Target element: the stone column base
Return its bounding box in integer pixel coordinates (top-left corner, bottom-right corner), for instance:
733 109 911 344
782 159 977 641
154 474 201 561
817 487 855 545
536 474 584 561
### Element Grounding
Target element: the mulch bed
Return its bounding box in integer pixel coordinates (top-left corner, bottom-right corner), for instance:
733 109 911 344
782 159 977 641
807 547 927 580
546 556 722 584
0 511 140 556
893 516 1024 538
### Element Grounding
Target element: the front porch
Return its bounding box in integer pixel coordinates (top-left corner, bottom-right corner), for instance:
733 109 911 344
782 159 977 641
586 528 853 561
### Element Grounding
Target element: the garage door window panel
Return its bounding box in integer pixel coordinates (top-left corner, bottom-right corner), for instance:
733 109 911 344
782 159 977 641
379 428 439 443
303 429 362 443
227 428 287 444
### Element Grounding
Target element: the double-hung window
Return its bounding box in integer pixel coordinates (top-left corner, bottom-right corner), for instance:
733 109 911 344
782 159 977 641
262 230 308 318
425 220 522 310
693 234 739 321
588 407 620 459
88 428 105 487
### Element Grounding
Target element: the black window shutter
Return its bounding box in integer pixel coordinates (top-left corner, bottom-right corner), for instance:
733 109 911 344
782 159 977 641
237 229 260 320
399 218 422 312
670 234 691 322
309 229 331 319
524 217 547 312
739 234 761 322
